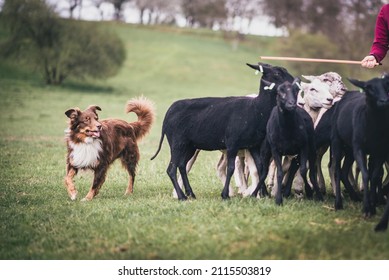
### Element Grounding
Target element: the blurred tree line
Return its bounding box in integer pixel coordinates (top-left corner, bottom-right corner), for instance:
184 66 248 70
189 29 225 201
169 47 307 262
54 0 387 74
0 0 386 84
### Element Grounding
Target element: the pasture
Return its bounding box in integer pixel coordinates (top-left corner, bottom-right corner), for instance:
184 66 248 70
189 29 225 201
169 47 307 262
0 22 388 260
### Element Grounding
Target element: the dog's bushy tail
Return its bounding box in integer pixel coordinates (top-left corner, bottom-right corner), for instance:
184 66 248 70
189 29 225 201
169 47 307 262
126 96 155 141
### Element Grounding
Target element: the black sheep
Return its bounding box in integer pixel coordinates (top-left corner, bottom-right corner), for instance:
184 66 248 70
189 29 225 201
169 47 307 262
251 79 324 204
151 63 294 200
331 75 389 223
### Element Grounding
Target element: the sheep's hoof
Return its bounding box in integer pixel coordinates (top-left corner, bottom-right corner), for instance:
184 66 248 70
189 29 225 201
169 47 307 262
178 195 188 201
260 188 269 197
334 201 343 210
188 193 197 199
315 193 324 201
275 199 283 206
250 192 258 198
363 205 376 217
221 194 230 200
374 222 388 232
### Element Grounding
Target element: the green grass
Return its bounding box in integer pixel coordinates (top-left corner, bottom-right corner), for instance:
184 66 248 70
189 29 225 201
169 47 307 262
1 22 389 260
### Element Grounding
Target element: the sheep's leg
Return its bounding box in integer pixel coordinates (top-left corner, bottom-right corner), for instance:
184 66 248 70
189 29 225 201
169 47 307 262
267 160 277 196
376 161 387 205
354 164 363 192
292 170 304 196
234 152 248 194
221 149 238 199
375 195 389 232
383 162 389 186
328 154 337 196
216 151 227 181
307 152 323 201
216 151 236 196
273 152 284 205
348 165 357 190
282 157 297 194
249 144 270 198
353 148 370 217
167 161 187 200
176 149 200 197
316 146 328 194
178 148 198 199
283 157 299 197
243 150 259 197
298 151 313 199
340 154 361 202
178 165 196 199
370 158 385 210
331 135 344 210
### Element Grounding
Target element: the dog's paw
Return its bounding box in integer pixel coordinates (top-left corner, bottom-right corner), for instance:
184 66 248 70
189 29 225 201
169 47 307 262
69 193 77 201
81 197 92 202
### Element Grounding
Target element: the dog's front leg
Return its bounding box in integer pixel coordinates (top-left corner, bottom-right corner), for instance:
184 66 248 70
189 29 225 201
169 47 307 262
82 166 108 201
64 165 78 200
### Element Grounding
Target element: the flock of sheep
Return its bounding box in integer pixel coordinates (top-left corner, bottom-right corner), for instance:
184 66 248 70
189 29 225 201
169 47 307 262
151 62 389 232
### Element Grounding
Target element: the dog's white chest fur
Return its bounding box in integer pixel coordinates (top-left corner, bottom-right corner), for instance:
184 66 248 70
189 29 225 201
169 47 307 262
69 138 102 168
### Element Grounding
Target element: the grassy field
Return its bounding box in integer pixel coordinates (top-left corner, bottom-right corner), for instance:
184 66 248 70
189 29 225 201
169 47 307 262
0 22 389 260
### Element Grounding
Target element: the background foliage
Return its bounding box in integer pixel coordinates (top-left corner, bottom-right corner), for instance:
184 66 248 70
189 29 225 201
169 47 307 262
1 0 126 85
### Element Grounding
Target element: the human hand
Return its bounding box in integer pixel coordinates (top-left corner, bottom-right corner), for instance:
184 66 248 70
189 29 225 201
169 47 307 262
361 55 378 68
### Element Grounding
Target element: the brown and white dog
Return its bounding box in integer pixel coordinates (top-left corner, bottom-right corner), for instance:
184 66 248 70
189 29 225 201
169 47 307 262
64 97 155 201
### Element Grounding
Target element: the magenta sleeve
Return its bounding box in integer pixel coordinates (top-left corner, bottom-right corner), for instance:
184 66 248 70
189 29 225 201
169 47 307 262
370 5 389 62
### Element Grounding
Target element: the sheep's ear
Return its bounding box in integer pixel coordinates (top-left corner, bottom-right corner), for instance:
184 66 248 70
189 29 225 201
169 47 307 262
348 78 366 90
246 62 270 74
300 81 309 90
292 77 302 92
246 63 259 70
302 75 316 82
261 79 272 87
292 77 301 85
65 108 81 119
87 105 102 114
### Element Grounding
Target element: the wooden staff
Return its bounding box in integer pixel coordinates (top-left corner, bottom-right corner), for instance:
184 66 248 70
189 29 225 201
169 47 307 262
260 56 381 65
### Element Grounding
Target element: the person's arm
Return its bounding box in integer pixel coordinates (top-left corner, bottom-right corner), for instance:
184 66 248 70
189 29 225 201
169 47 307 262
362 5 389 68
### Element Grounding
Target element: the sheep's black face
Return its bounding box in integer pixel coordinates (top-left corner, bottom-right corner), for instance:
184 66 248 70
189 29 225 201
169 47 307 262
277 81 297 112
349 76 389 108
246 62 294 92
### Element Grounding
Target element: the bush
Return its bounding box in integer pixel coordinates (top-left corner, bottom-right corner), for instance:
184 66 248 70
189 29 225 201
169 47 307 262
0 0 126 85
276 31 346 75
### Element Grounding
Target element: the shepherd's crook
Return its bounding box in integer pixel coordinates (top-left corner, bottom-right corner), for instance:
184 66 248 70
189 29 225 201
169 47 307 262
260 56 381 66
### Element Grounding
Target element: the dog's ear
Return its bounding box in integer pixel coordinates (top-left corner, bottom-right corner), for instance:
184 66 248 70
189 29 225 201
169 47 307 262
87 105 102 114
65 108 81 120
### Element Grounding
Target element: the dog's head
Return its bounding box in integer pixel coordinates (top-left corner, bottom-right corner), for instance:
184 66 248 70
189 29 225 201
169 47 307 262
65 105 102 143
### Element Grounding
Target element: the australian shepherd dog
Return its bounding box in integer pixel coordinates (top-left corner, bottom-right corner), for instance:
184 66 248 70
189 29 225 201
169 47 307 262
64 97 155 201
